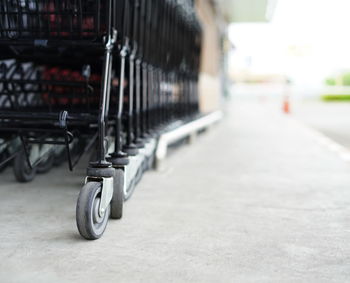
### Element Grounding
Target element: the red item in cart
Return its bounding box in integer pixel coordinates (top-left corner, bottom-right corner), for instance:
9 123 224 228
42 66 101 107
44 0 100 37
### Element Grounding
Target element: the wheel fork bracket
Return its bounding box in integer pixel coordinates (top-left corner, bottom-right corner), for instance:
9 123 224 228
85 176 114 217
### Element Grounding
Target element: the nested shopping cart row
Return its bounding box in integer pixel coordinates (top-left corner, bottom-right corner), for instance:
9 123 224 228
0 0 202 239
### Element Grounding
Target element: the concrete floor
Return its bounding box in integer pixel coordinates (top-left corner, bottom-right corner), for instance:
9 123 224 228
294 100 350 148
1 101 350 282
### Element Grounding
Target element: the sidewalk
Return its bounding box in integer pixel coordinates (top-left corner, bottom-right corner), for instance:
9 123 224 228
294 100 350 148
0 101 349 283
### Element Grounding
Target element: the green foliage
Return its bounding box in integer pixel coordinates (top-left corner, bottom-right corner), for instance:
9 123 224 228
325 77 336 86
325 72 350 86
342 73 350 86
322 94 350 101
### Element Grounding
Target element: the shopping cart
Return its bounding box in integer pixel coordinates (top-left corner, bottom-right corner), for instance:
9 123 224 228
0 0 202 240
0 60 88 181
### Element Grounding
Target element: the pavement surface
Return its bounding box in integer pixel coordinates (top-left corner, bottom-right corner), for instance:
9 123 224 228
294 100 350 149
1 101 350 282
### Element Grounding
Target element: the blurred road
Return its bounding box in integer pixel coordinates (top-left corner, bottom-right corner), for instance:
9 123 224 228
0 100 350 282
294 100 350 149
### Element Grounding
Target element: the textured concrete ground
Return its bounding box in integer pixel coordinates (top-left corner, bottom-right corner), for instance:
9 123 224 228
0 101 350 283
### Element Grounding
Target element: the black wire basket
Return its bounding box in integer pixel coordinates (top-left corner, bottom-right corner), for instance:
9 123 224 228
0 0 108 41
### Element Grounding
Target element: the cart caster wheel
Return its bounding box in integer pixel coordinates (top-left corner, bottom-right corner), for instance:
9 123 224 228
0 150 9 172
37 154 54 174
124 178 136 201
13 150 36 183
135 166 143 185
123 145 139 156
110 168 124 219
148 154 156 170
76 181 110 240
53 150 66 166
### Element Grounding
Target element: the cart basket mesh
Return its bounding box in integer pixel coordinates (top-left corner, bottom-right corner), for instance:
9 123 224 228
0 0 108 41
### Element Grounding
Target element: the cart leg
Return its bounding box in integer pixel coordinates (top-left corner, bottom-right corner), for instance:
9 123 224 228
109 44 130 166
134 59 145 148
123 55 139 156
77 27 117 240
90 29 116 168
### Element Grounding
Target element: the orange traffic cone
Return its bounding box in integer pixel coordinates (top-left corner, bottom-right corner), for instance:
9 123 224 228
283 96 290 114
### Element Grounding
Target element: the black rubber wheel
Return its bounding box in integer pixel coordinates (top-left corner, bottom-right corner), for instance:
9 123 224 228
76 181 110 240
13 150 37 183
37 153 54 174
148 153 156 170
53 148 66 166
124 177 136 201
110 168 124 219
0 150 9 173
135 166 143 185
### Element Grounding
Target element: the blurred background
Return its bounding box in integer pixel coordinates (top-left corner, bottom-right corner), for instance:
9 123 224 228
198 0 350 148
